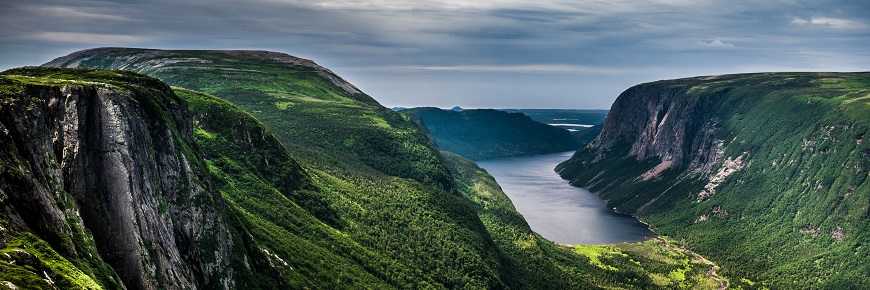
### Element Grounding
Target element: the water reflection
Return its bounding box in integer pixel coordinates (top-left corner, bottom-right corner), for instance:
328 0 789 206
477 151 656 245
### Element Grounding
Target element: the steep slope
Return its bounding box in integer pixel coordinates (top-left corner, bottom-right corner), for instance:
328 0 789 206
558 72 870 288
0 67 247 289
401 107 581 160
177 88 505 288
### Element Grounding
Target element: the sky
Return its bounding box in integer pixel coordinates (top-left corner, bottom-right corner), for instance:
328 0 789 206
1 0 869 109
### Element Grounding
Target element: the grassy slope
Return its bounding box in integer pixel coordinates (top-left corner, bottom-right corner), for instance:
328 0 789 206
179 88 505 288
559 72 870 289
401 107 581 160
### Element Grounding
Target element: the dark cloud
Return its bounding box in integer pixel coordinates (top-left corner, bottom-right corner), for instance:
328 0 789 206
2 0 868 108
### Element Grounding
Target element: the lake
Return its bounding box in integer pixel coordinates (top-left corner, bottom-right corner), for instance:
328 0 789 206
477 151 656 245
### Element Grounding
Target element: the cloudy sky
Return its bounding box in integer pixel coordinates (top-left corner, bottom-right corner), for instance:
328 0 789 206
2 0 869 109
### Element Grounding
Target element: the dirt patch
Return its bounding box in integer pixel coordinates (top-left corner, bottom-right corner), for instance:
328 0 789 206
640 160 673 181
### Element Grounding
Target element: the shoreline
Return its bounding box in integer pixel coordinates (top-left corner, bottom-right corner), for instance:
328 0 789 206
558 164 727 289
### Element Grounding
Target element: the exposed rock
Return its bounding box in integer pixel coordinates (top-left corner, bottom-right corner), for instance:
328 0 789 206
1 281 19 290
589 81 726 166
697 154 747 202
798 226 821 237
0 70 240 289
711 205 729 217
831 227 846 242
639 160 673 181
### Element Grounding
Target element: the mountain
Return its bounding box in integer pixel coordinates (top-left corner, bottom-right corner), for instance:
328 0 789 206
44 47 452 190
557 72 870 288
400 107 582 160
0 47 718 288
499 109 608 146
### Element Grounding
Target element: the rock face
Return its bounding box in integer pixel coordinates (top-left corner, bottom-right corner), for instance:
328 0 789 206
0 68 237 289
585 76 728 169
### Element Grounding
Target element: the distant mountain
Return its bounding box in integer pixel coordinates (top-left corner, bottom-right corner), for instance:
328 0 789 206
558 72 870 289
499 109 608 126
501 109 608 145
401 107 582 160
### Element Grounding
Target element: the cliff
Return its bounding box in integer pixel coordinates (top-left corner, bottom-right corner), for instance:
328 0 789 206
0 67 249 289
558 72 870 288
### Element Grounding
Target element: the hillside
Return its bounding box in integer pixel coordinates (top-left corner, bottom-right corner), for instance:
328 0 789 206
16 48 720 288
401 107 582 160
557 72 870 289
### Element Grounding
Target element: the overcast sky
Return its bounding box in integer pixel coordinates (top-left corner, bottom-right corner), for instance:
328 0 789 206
2 0 868 109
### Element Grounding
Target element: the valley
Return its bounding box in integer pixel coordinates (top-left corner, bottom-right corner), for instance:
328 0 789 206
1 47 867 289
0 48 719 289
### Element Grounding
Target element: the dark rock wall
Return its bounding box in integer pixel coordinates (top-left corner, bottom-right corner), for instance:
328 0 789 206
0 80 237 289
584 79 727 169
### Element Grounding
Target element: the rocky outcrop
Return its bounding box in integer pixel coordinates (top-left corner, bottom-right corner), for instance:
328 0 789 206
1 69 238 289
588 78 728 168
558 76 742 199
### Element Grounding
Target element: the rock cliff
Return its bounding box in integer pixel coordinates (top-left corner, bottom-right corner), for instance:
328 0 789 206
1 67 238 289
581 75 731 171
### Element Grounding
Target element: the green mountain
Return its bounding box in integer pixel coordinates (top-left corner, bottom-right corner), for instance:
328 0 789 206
0 48 712 288
557 72 870 289
400 107 582 160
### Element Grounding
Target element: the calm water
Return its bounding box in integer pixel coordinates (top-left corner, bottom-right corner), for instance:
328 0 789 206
477 151 656 245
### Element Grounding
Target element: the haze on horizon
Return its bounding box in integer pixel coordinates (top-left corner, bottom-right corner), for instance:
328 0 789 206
1 0 868 109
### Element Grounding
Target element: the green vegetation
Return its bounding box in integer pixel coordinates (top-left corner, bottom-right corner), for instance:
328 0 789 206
571 240 721 289
559 72 870 289
402 107 582 160
180 87 504 288
0 233 102 290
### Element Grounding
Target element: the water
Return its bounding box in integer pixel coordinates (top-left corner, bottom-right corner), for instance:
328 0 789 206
476 151 656 245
